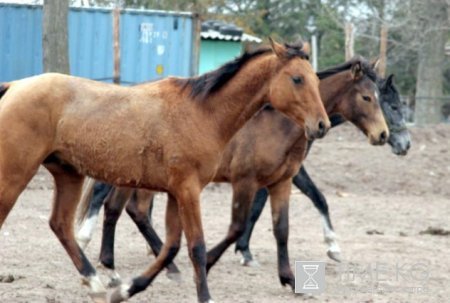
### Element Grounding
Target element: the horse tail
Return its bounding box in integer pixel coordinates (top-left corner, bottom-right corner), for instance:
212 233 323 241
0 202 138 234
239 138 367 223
76 177 96 225
0 83 10 100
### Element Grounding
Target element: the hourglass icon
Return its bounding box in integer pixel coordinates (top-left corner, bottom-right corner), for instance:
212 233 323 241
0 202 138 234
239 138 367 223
302 264 319 290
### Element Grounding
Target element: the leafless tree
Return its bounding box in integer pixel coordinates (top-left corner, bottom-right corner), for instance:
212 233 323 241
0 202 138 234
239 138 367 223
42 0 70 74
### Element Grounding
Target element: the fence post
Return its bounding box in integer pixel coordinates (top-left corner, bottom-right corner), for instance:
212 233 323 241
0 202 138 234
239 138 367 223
113 7 121 84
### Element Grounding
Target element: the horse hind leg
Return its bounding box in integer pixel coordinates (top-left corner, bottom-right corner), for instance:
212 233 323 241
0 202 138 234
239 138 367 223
45 163 106 300
98 186 131 288
293 166 342 262
0 173 36 229
76 181 116 250
207 181 258 273
76 178 100 249
235 187 269 267
0 131 50 228
268 179 295 291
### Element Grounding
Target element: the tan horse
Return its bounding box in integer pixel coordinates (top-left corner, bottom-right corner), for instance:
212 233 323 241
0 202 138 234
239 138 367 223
0 40 329 303
76 58 389 293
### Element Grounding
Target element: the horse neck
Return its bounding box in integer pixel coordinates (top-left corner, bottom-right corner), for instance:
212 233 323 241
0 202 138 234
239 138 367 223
319 71 353 117
206 55 278 144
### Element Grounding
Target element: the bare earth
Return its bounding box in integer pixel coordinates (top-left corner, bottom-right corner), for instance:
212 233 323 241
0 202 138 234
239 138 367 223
1 123 449 303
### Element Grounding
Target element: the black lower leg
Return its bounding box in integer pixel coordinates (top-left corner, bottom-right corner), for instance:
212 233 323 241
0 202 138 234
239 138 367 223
293 166 334 230
207 187 255 272
99 204 124 269
128 243 181 296
88 182 113 218
192 242 210 303
235 188 269 258
78 246 97 277
273 206 294 289
128 210 181 273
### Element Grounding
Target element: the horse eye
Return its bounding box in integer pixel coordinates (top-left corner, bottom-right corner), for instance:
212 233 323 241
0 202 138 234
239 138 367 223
391 104 399 110
362 95 371 102
292 76 303 85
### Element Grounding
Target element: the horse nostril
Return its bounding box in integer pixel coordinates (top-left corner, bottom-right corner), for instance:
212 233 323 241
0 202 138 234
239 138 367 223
380 131 387 142
406 141 411 150
318 120 325 132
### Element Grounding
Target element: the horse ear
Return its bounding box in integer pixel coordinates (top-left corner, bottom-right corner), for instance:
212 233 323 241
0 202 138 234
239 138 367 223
386 74 395 86
269 37 287 59
301 42 311 55
351 61 364 80
370 57 380 71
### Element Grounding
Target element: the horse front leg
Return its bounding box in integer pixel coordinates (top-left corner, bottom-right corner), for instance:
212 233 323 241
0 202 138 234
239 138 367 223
176 182 213 303
268 179 295 291
125 189 181 281
107 193 183 302
293 166 341 262
206 180 257 272
235 187 269 267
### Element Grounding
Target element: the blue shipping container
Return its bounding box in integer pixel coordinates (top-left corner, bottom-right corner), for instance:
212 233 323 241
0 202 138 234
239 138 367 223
0 4 197 83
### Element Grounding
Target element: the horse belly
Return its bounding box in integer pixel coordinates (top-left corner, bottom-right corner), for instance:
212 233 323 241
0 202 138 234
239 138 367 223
54 115 170 190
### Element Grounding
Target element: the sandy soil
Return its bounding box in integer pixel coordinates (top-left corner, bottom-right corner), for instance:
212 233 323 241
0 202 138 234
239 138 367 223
1 123 449 303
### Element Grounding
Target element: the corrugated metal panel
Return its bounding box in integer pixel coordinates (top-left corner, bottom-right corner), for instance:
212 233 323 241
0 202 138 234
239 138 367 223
0 4 196 84
69 7 113 81
201 29 261 43
0 4 42 82
120 10 194 83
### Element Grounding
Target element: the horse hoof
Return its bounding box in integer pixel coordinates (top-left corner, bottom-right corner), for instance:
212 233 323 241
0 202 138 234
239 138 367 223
327 250 342 262
88 291 107 303
240 257 260 267
166 271 182 283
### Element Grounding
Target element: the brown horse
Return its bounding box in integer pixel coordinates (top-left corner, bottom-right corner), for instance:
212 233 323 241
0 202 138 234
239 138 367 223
0 40 329 303
76 58 388 293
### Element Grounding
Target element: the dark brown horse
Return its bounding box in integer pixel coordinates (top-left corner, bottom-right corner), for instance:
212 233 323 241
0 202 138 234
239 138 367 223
0 40 329 303
76 57 388 293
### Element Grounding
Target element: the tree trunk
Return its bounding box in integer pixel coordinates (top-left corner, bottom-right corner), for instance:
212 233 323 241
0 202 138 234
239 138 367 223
113 7 121 84
378 23 388 78
43 0 70 74
414 1 448 125
344 22 354 60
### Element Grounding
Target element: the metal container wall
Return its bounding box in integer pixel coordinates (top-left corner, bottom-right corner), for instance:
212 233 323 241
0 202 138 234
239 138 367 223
69 7 113 81
0 4 43 82
0 4 196 83
120 10 194 84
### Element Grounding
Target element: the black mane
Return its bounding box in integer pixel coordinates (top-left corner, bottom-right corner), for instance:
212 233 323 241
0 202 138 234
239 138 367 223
317 57 377 82
177 43 309 100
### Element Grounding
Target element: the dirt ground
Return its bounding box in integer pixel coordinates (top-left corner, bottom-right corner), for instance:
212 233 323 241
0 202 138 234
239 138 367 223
1 123 449 303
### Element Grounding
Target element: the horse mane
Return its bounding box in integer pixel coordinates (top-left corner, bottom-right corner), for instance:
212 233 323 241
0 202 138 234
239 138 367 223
317 56 377 82
176 42 309 101
0 83 10 99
